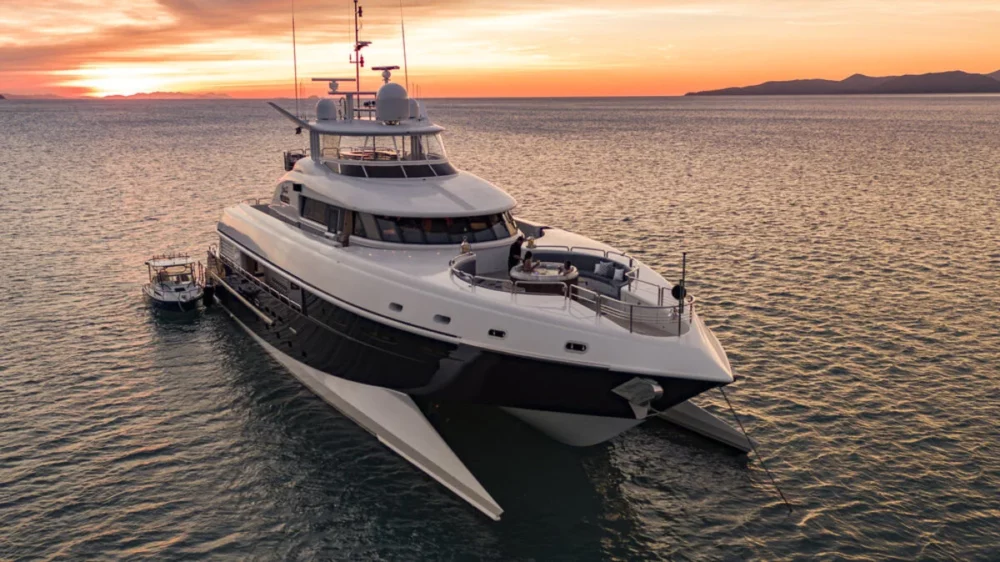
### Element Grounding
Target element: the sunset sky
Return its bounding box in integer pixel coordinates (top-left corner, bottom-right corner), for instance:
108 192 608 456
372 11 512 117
2 0 999 98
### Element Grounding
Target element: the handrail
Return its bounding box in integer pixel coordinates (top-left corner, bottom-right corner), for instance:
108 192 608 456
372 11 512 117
209 271 274 326
211 249 303 313
330 151 446 165
527 244 632 264
448 252 695 336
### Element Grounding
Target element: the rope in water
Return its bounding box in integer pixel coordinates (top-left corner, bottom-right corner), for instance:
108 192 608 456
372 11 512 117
719 386 793 513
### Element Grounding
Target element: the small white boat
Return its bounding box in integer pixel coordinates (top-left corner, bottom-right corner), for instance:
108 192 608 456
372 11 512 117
143 254 204 312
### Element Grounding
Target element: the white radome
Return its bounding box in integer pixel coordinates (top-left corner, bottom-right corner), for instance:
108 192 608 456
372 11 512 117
376 82 409 122
316 98 338 121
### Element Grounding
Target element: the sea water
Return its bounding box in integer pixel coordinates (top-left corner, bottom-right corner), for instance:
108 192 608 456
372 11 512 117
1 96 998 560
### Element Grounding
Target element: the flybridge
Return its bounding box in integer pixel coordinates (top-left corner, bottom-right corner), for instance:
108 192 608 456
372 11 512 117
268 68 445 173
271 24 441 173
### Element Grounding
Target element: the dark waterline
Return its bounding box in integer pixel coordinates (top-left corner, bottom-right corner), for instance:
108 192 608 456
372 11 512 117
1 96 998 560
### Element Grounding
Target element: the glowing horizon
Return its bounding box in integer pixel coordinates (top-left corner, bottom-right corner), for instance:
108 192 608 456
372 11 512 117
2 1 999 98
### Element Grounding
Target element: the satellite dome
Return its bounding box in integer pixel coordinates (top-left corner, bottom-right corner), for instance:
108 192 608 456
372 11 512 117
376 82 409 122
316 98 338 121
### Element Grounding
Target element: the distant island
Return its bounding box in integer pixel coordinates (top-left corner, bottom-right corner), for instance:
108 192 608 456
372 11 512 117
101 91 231 100
0 93 64 100
687 70 1000 96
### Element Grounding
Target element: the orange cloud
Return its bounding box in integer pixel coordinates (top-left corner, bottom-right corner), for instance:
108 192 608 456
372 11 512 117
1 0 999 97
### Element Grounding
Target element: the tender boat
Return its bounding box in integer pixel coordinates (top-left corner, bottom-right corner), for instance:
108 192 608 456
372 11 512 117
144 254 204 312
206 2 749 520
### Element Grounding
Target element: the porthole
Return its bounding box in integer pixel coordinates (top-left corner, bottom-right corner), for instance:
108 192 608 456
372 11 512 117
488 329 506 339
433 314 451 325
566 342 588 353
389 302 403 312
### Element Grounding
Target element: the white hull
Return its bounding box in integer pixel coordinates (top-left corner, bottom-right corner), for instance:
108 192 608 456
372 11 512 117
143 283 203 311
502 407 645 447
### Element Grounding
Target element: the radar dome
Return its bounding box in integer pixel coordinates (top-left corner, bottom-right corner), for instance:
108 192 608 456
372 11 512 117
376 82 409 122
316 98 338 121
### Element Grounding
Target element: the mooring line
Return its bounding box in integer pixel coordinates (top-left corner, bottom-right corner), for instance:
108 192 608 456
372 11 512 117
719 387 793 513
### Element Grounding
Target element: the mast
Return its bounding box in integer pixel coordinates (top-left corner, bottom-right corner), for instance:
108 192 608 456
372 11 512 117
354 0 360 91
292 0 300 117
349 0 370 94
399 0 409 92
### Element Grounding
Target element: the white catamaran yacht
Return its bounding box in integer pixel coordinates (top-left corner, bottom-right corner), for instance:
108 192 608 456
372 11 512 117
207 5 748 520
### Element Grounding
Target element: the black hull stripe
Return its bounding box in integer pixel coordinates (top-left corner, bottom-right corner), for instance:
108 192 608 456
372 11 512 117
218 228 459 340
214 263 721 418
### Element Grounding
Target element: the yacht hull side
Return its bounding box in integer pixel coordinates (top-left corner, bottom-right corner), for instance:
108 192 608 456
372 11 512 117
213 263 722 424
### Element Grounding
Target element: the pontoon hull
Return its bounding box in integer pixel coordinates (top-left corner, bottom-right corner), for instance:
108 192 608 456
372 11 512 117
217 302 503 520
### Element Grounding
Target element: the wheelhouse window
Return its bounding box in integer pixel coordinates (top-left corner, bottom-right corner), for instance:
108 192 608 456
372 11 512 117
300 196 344 232
318 133 448 162
352 211 518 244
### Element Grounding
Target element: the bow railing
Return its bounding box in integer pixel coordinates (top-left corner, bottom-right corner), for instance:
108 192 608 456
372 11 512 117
448 252 694 336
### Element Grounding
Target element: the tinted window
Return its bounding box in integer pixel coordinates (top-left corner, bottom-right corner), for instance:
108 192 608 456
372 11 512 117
353 212 367 237
365 165 406 179
468 216 497 242
301 196 345 232
376 217 401 242
397 217 426 243
340 164 367 177
431 163 457 176
491 215 510 239
423 218 450 244
327 206 342 232
404 164 436 178
301 197 327 224
359 213 381 240
503 211 518 235
446 217 470 243
351 213 516 245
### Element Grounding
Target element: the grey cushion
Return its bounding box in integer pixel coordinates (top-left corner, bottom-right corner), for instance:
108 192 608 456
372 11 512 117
595 261 614 277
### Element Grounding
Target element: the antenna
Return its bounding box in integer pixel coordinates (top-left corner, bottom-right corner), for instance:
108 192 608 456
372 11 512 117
399 0 409 92
291 0 300 117
349 0 372 93
372 65 399 85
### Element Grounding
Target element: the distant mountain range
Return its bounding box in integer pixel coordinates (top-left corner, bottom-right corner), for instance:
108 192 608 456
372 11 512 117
101 91 231 100
0 93 65 99
687 70 1000 96
0 91 231 100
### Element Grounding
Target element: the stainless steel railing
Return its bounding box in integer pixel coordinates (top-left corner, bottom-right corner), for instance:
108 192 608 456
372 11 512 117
448 252 694 336
210 248 303 313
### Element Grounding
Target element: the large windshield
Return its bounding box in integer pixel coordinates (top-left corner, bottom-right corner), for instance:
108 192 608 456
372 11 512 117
320 134 447 162
353 212 518 244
